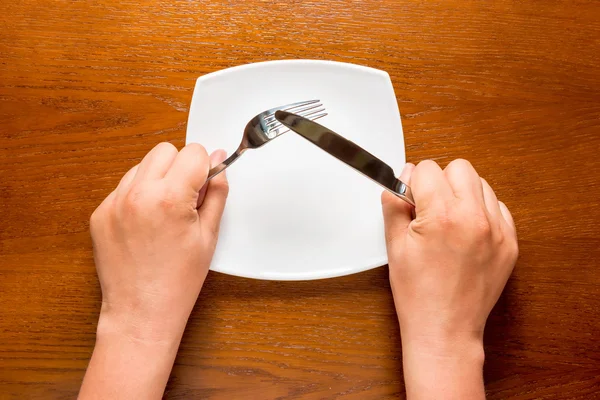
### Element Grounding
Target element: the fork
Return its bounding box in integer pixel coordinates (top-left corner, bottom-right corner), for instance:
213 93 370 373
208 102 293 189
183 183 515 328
207 100 327 180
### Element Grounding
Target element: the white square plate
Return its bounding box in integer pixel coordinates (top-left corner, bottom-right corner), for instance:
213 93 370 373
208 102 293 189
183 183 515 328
186 60 405 280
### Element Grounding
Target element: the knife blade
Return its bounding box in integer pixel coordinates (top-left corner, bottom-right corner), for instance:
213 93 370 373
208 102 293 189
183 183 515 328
274 110 415 207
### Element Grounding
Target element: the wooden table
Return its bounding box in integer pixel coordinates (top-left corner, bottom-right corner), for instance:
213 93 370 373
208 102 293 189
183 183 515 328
1 1 599 398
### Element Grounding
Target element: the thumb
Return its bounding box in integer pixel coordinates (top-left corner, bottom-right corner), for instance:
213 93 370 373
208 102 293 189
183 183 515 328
197 149 227 208
382 163 415 243
198 149 229 238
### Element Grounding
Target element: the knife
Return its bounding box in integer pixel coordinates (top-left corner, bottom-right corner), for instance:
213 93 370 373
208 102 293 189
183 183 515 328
274 110 415 207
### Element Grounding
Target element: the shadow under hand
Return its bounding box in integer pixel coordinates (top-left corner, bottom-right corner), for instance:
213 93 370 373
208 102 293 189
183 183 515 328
484 276 526 385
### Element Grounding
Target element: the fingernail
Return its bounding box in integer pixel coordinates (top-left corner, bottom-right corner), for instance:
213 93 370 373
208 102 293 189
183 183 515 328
400 162 414 180
209 149 227 167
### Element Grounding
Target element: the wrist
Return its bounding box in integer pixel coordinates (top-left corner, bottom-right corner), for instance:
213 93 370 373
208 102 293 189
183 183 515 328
401 328 484 360
97 301 186 348
80 311 181 400
401 333 485 400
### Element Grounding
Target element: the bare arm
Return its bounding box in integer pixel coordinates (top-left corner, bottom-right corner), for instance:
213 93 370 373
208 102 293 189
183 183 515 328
382 159 518 399
79 143 228 399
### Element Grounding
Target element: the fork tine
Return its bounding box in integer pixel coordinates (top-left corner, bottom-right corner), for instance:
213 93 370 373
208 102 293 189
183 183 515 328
267 114 327 134
266 105 326 127
298 107 326 118
263 100 321 123
265 105 326 130
264 102 325 123
267 110 328 133
264 99 320 117
264 102 324 124
281 99 320 112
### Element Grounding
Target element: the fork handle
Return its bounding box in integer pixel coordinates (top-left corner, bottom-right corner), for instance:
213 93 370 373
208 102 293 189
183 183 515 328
207 149 244 180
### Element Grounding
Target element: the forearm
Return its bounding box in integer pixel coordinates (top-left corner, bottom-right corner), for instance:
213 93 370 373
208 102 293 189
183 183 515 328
79 311 182 400
401 333 485 400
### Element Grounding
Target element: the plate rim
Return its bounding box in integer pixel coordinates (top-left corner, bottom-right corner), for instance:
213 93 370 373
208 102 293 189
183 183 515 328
193 59 390 86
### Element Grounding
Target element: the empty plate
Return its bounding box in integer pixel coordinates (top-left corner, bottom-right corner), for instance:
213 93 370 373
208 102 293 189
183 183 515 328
186 60 406 280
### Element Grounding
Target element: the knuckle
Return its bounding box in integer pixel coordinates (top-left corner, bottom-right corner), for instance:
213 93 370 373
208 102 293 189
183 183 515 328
416 159 439 171
472 210 492 238
89 207 102 228
500 234 519 266
445 203 491 238
185 142 209 159
447 158 473 171
122 184 147 213
413 159 440 183
475 219 492 238
90 195 115 229
509 238 519 260
155 141 178 156
494 225 507 245
436 203 456 229
156 186 180 212
438 213 453 229
121 182 188 217
183 143 210 175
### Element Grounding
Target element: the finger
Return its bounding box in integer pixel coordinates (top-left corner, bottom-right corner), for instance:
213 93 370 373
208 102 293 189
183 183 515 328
198 151 229 238
134 142 178 182
410 160 454 212
197 149 227 208
116 164 139 197
382 163 415 243
444 159 484 203
498 201 516 235
165 143 210 193
480 178 501 219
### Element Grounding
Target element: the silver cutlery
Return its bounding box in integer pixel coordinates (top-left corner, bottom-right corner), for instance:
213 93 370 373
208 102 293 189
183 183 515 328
274 110 415 207
207 100 327 180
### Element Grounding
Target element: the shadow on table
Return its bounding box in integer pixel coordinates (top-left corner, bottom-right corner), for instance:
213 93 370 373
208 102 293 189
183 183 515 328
484 276 526 384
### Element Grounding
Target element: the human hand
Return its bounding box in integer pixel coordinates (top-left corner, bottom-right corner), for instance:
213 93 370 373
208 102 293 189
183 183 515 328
80 142 228 400
382 159 518 399
90 142 228 343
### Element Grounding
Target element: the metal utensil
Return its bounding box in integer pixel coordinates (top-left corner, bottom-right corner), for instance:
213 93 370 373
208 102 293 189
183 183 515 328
274 110 415 206
207 100 327 180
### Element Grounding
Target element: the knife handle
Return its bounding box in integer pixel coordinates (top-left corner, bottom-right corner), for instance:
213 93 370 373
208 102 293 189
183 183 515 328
391 178 415 207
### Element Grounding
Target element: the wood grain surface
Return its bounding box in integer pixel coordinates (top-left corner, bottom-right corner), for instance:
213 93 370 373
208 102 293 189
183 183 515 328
1 1 600 399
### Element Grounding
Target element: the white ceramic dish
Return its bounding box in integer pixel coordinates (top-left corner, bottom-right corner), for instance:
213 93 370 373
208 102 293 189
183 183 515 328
186 60 405 280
